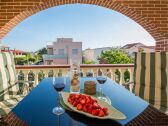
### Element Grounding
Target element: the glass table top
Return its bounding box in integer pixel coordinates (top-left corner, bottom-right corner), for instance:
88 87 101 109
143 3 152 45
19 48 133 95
12 77 149 126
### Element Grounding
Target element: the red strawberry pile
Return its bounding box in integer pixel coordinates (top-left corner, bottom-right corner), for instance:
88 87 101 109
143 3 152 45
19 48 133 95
68 94 108 117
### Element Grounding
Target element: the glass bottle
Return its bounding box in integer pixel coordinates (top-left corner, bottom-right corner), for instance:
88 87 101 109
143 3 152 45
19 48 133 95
70 60 80 93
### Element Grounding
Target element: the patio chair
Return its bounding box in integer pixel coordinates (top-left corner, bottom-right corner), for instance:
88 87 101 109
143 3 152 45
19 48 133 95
124 52 168 114
0 52 33 118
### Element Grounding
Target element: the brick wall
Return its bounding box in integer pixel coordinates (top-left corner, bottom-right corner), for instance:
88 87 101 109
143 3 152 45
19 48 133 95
0 0 168 51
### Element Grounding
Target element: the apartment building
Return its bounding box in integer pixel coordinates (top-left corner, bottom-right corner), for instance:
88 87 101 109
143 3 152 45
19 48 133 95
43 38 82 65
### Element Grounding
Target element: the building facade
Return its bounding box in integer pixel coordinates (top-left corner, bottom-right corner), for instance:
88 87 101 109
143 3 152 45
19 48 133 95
83 47 112 64
122 43 155 56
43 38 82 65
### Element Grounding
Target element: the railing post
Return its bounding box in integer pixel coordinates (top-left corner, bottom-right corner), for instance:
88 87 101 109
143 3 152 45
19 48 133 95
129 68 134 83
110 69 114 80
43 70 49 78
34 71 39 85
111 68 116 81
92 68 97 77
82 68 87 77
53 69 58 77
101 68 106 75
24 71 29 82
119 69 125 85
62 68 68 77
129 68 134 92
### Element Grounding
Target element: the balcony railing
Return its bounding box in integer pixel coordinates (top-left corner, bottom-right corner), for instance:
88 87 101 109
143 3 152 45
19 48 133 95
16 64 134 91
43 54 67 60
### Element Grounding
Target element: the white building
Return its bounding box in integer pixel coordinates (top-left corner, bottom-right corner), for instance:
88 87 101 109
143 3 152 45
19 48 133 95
83 47 112 63
122 43 155 56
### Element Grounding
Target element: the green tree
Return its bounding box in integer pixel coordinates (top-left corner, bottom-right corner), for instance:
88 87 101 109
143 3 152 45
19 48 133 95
14 57 26 65
28 57 36 62
35 47 47 61
98 48 133 64
98 48 133 82
37 48 47 55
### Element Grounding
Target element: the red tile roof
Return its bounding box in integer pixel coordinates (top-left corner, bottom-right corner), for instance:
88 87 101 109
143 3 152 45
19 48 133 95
122 43 145 49
1 49 26 54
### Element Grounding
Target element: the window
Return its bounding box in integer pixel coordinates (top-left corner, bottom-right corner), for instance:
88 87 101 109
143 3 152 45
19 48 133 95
58 49 64 55
72 49 78 55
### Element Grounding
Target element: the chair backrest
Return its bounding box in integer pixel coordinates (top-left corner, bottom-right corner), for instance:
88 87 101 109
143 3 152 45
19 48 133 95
133 52 168 112
0 52 19 101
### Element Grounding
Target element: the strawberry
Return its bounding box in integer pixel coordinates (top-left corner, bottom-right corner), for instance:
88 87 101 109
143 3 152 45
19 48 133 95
95 109 100 115
79 97 83 101
75 94 79 99
102 108 108 115
88 109 92 114
68 94 108 117
85 103 90 108
68 98 74 104
77 104 82 110
73 101 78 107
68 98 71 103
88 104 93 110
86 97 91 104
98 109 105 117
79 94 82 98
83 106 87 112
81 95 85 99
92 109 98 116
93 99 97 103
80 99 86 105
87 96 91 99
76 99 80 103
93 102 100 109
69 94 74 98
71 96 75 100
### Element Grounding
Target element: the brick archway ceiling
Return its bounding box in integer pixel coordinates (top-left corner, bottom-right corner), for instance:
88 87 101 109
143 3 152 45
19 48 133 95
0 0 168 51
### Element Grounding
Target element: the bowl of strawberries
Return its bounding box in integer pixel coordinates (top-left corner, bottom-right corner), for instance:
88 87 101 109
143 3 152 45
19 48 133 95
61 92 126 120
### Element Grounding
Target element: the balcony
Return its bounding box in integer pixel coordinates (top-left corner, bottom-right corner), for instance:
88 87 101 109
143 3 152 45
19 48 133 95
1 52 168 126
15 64 134 92
42 54 68 60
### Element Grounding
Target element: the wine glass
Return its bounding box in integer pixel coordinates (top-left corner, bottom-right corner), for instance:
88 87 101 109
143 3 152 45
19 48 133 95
52 77 66 115
96 74 107 101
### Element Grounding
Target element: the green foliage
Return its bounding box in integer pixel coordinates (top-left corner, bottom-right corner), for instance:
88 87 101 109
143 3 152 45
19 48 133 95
14 57 26 65
38 71 45 82
83 60 96 64
35 47 47 61
115 69 120 83
98 48 133 64
114 69 130 83
37 48 47 55
14 47 47 65
28 57 36 62
98 48 133 83
124 70 130 82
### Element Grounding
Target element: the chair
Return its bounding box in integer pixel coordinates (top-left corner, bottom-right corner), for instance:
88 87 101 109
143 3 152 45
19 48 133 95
0 52 33 118
124 52 168 114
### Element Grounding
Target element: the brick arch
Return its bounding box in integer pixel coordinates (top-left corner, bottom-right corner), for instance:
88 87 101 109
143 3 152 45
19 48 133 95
0 0 168 51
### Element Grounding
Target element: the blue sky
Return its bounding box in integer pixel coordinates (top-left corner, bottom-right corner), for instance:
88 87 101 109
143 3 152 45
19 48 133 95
2 4 155 52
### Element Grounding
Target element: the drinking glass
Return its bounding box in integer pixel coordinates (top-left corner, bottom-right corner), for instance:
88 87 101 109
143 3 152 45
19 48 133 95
96 74 107 101
52 77 66 115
